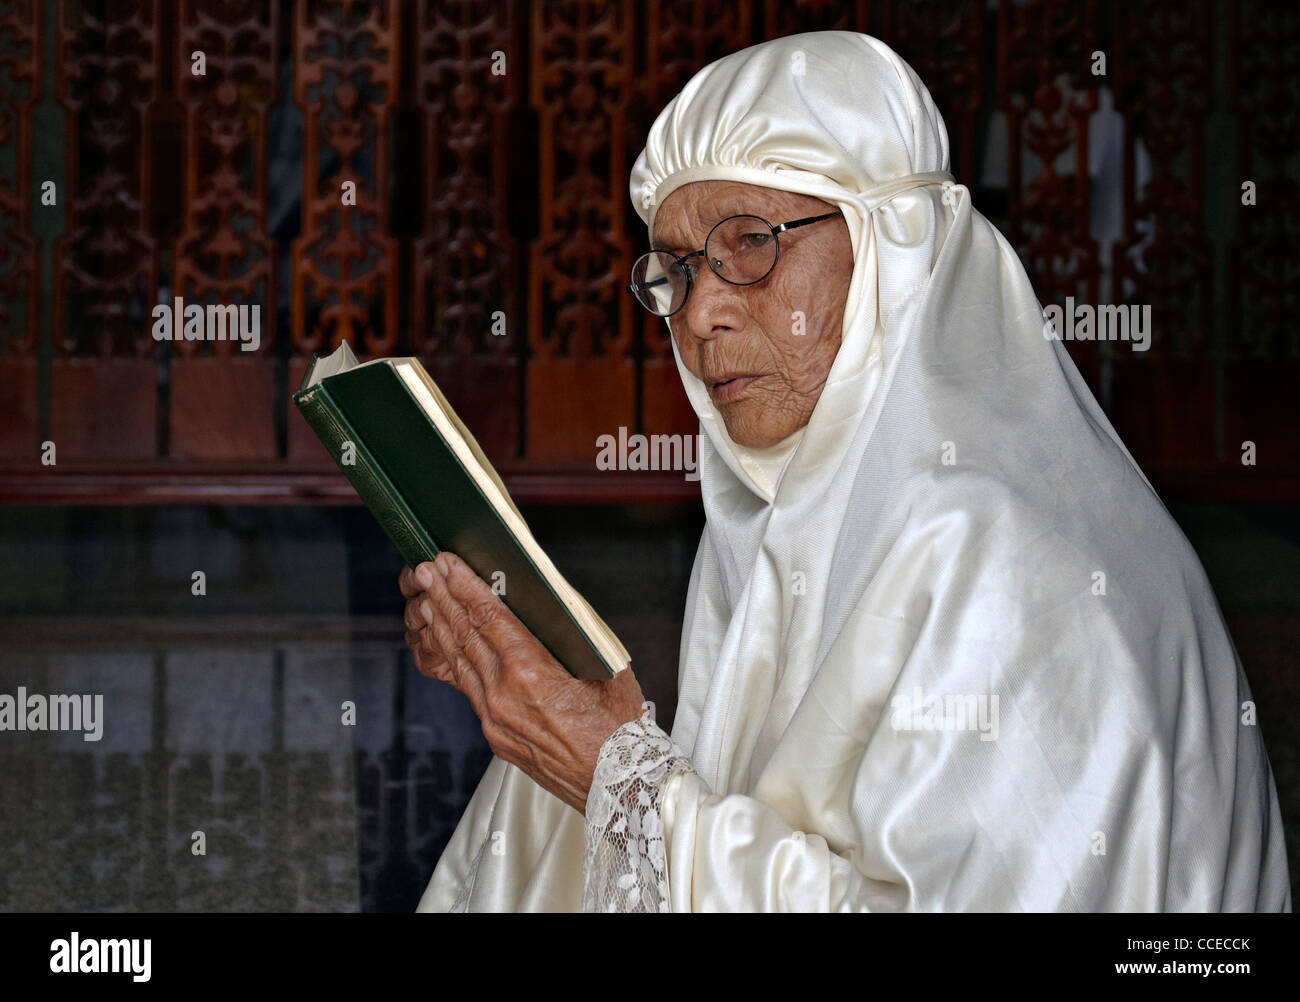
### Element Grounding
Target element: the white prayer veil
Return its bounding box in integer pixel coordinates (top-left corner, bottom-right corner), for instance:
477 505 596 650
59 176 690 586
419 30 1290 913
592 29 1290 910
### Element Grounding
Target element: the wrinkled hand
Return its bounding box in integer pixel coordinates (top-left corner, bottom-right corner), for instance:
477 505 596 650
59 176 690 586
400 552 645 815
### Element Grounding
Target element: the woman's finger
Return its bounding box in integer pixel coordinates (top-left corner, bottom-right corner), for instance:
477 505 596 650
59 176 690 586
399 562 436 599
426 604 466 680
436 553 535 664
427 561 504 684
402 596 433 632
405 628 450 681
404 622 448 678
426 609 489 717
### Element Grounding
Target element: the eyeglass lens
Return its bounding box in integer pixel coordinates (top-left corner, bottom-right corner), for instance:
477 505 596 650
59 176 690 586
630 215 778 316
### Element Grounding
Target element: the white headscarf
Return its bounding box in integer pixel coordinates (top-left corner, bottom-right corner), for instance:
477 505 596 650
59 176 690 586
420 30 1290 911
632 32 955 505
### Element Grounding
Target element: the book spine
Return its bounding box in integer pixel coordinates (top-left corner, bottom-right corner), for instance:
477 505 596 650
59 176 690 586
295 384 441 570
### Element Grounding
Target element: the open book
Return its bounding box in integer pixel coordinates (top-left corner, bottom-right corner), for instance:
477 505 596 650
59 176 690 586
293 341 630 680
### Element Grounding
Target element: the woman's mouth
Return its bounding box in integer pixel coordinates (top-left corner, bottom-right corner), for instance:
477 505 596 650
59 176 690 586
708 375 761 403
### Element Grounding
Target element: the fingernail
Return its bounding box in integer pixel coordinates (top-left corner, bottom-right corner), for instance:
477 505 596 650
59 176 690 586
421 600 433 625
415 564 433 588
437 556 450 578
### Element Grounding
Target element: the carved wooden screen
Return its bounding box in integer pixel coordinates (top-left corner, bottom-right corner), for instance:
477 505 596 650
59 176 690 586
1 0 1296 504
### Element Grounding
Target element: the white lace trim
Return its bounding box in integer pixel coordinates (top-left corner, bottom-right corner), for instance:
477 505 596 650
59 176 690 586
581 701 696 912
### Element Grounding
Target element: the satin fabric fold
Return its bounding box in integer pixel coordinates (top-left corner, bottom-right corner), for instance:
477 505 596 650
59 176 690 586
419 30 1290 912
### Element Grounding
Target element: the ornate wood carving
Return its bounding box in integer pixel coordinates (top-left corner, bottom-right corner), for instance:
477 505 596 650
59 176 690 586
51 0 160 460
0 0 40 458
1224 0 1300 474
527 0 635 462
996 0 1102 344
1111 0 1213 359
412 0 519 463
169 0 278 461
290 0 399 360
0 0 1287 500
1108 0 1215 471
882 0 983 184
638 1 753 443
762 0 868 39
287 0 400 463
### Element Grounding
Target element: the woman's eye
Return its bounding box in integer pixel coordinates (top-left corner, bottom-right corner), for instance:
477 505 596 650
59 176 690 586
738 232 772 249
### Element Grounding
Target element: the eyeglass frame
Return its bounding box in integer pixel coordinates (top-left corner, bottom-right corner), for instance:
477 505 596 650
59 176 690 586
626 208 844 318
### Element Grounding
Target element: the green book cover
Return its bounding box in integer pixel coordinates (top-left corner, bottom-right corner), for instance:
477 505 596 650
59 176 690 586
292 342 630 682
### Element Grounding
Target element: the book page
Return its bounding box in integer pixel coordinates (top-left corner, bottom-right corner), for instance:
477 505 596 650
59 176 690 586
303 340 360 386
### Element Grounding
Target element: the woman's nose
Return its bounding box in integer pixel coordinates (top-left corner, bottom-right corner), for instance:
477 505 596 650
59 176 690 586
680 264 743 338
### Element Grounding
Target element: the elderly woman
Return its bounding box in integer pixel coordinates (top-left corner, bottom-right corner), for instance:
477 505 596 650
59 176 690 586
402 31 1290 911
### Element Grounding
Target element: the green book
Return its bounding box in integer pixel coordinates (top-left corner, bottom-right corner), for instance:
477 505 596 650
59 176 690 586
293 341 630 681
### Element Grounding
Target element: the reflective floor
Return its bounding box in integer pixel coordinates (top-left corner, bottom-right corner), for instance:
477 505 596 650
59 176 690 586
0 503 702 911
0 501 1294 910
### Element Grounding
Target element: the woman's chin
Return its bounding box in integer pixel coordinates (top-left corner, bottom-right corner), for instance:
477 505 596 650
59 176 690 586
722 417 789 449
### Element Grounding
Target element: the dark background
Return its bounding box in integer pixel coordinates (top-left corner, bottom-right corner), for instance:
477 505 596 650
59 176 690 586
0 0 1295 910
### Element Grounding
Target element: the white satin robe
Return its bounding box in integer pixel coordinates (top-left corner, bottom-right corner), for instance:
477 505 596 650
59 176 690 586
418 30 1291 912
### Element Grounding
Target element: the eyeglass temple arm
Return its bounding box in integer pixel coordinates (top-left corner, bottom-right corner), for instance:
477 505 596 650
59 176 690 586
627 277 670 293
772 209 842 235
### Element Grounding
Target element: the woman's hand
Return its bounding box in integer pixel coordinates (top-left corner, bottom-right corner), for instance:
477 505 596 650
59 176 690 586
400 552 646 815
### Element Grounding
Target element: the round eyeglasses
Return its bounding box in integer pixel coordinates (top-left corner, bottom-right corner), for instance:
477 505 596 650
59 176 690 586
627 209 843 317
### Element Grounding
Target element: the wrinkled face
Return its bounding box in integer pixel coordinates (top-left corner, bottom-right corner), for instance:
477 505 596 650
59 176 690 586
652 180 854 448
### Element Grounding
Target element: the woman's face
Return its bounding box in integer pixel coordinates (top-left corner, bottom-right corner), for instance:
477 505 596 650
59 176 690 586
653 180 854 448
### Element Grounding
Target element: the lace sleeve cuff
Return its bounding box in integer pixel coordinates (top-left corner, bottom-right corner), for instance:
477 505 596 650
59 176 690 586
581 701 696 912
